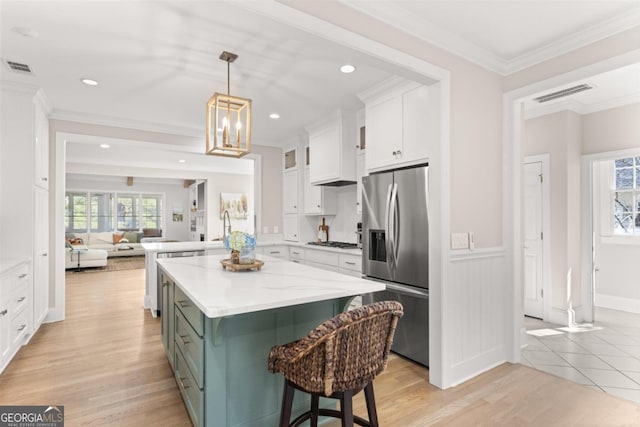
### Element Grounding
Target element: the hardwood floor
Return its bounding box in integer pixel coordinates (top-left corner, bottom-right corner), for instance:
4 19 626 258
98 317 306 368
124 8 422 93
1 268 639 426
0 269 190 426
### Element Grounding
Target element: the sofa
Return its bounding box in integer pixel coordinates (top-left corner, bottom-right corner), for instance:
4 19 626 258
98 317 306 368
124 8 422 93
65 245 108 270
66 229 163 258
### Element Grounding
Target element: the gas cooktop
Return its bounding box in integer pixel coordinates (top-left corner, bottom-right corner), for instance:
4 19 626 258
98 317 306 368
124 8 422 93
307 241 360 249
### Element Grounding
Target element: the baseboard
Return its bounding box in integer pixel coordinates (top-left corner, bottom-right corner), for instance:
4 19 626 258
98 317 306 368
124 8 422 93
449 346 506 388
547 305 585 326
595 293 640 314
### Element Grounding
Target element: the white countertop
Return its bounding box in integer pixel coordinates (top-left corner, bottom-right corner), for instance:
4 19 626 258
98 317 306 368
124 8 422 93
142 239 362 256
141 240 223 252
156 254 382 318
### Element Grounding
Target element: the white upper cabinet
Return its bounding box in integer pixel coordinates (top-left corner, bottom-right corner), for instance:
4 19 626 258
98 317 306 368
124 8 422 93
307 110 356 186
33 95 49 190
303 169 337 215
283 170 298 214
356 152 366 214
359 77 438 172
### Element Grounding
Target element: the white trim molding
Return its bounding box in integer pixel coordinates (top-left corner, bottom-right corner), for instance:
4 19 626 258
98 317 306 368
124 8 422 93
337 2 640 76
595 294 640 314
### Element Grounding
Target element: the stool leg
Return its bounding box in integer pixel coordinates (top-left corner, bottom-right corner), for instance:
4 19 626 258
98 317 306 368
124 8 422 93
340 390 354 427
310 394 319 427
280 380 295 427
364 382 379 427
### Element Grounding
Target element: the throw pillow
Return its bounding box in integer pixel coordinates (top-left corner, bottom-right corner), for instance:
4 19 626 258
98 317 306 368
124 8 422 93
68 237 84 245
123 231 138 243
112 232 125 244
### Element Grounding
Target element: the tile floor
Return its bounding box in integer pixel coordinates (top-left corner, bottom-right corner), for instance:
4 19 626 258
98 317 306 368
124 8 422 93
521 307 640 404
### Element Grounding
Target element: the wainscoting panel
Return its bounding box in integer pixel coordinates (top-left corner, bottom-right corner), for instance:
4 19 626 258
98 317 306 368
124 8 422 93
447 248 508 386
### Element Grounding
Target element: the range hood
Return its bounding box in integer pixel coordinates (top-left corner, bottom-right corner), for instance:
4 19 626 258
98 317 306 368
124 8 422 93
319 179 356 187
306 109 357 187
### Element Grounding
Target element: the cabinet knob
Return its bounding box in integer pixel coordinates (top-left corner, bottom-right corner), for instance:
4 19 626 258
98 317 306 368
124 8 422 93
18 273 27 279
42 177 48 181
0 310 7 316
396 150 402 155
17 324 26 332
42 252 48 257
293 205 297 209
317 204 321 208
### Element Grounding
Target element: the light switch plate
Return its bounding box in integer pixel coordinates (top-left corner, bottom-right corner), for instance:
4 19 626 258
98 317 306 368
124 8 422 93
263 226 269 234
451 233 469 249
273 225 279 234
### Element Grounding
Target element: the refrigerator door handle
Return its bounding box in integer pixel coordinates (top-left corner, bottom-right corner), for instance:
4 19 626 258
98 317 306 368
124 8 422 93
385 183 395 277
384 282 429 298
390 182 400 268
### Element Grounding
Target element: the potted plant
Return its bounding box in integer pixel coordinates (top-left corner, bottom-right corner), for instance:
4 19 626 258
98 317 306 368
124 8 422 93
224 231 257 264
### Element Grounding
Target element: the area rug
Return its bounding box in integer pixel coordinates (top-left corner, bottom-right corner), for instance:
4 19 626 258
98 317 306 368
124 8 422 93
67 255 145 274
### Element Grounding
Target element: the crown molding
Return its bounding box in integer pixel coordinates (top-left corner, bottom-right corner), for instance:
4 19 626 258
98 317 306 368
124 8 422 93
49 109 204 138
506 8 640 74
339 1 640 76
340 1 508 74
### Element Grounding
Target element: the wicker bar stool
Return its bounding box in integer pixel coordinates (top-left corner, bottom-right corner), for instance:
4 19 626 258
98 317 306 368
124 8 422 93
268 301 404 427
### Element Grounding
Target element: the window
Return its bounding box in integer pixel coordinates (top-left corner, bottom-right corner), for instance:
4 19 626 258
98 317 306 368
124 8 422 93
141 194 162 229
117 195 139 230
613 156 640 236
66 191 164 233
65 192 88 232
91 193 113 232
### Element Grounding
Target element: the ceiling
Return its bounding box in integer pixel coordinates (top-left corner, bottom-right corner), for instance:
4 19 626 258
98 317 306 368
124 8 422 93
1 0 639 163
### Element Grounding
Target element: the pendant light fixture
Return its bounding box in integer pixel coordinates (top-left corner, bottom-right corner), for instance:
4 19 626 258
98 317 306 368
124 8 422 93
206 51 252 158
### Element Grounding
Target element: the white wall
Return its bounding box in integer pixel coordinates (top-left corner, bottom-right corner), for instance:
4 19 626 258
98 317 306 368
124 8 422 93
522 111 583 315
582 103 640 154
207 173 255 238
587 104 640 313
65 174 191 241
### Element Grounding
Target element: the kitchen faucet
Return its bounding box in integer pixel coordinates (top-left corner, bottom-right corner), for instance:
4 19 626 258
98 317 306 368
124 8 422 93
222 209 232 240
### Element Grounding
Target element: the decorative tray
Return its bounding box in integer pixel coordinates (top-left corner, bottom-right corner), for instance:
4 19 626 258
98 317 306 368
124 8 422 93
220 259 264 272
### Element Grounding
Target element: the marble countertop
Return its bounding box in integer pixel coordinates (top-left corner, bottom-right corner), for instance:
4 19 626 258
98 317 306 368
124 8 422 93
156 254 383 318
141 240 223 252
142 239 362 256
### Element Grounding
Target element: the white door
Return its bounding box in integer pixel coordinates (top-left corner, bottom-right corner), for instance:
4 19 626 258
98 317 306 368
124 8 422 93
524 161 544 318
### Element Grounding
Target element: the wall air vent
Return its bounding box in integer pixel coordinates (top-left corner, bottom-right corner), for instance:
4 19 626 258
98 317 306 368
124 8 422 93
5 60 32 74
533 84 592 103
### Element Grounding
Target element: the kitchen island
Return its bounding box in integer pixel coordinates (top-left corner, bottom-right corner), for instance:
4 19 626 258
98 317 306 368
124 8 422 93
157 254 384 427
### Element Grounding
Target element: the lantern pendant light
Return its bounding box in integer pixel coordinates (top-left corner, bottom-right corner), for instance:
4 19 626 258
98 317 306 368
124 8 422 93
206 51 252 158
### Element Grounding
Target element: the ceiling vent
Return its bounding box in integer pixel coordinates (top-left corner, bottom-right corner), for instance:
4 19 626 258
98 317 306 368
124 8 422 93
4 60 32 74
533 84 593 103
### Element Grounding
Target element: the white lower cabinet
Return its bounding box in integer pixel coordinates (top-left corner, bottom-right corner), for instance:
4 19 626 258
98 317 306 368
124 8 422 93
0 260 32 373
260 245 289 259
339 253 362 277
288 247 305 263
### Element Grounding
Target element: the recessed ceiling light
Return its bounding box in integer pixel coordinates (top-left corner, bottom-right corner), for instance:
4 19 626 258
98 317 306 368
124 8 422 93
99 144 110 149
81 78 98 86
178 159 186 163
12 27 39 38
269 113 280 119
340 64 356 74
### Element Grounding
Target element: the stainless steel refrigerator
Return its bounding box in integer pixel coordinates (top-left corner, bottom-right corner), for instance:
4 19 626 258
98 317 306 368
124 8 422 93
362 164 429 366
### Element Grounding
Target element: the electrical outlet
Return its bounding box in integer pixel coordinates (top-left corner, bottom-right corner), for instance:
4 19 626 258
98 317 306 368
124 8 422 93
468 232 475 250
263 226 269 234
451 233 469 250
